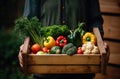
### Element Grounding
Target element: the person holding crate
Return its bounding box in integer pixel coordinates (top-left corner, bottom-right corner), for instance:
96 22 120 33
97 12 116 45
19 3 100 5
18 0 109 79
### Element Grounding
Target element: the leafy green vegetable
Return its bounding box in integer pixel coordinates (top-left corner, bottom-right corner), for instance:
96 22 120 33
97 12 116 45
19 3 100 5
67 22 86 47
14 16 70 45
40 25 70 39
14 16 43 46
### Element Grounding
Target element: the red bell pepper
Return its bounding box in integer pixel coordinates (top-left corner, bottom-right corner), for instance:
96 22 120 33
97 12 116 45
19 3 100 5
56 36 67 47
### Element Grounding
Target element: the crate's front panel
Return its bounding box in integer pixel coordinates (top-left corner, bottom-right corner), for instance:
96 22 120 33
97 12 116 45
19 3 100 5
25 54 101 74
27 54 101 65
26 65 101 74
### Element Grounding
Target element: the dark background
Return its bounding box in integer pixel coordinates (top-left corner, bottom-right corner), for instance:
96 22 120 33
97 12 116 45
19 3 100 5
0 0 33 79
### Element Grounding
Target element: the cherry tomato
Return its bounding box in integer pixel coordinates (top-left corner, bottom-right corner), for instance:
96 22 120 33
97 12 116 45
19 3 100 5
31 43 41 54
42 47 50 53
77 47 83 54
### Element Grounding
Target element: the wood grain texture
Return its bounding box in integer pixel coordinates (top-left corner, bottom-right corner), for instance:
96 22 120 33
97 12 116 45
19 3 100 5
100 0 120 14
27 54 101 65
105 40 120 65
26 65 101 74
103 15 120 40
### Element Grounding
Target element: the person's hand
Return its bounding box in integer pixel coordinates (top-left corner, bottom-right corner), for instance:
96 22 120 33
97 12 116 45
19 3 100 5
18 44 24 68
104 42 110 63
104 42 109 51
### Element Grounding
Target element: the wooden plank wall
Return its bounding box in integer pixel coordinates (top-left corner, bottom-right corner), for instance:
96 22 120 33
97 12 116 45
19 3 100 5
95 0 120 79
100 0 120 65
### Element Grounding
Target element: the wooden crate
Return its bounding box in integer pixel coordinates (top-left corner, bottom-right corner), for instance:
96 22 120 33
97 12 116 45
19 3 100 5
22 27 109 75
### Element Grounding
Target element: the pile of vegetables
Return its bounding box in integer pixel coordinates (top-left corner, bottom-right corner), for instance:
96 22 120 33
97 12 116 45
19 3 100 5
14 16 99 56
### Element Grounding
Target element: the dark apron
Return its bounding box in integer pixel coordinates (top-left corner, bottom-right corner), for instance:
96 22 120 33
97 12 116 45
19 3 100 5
38 0 86 30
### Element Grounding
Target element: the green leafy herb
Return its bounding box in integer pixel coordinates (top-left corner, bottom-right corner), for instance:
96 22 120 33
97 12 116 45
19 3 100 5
14 16 43 46
40 25 70 39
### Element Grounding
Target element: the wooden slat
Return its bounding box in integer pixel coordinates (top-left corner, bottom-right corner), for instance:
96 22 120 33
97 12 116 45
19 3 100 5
93 27 106 55
95 66 120 79
26 65 101 74
100 0 120 14
93 27 107 75
23 37 30 54
105 41 120 54
27 54 101 65
105 40 120 65
109 54 120 65
22 37 30 73
102 15 120 40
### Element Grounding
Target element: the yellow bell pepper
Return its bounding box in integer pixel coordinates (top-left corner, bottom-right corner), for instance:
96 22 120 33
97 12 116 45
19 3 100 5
44 36 56 49
82 32 96 44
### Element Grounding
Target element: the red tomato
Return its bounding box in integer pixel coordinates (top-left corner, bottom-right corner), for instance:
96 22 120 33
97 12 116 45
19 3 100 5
31 43 41 53
42 47 50 53
77 47 83 54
